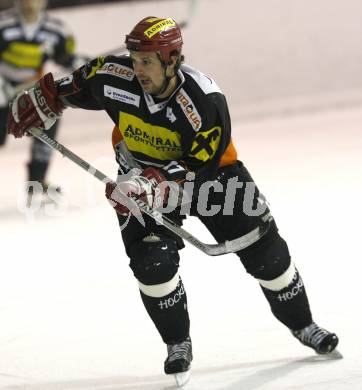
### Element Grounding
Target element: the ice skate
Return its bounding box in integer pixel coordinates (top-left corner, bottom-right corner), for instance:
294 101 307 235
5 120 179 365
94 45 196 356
292 322 339 355
164 336 192 387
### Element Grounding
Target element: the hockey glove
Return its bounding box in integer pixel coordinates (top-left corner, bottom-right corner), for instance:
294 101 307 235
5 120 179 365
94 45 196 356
7 73 64 138
105 167 170 216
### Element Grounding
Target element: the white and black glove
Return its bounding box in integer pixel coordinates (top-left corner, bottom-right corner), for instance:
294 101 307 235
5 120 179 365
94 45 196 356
105 167 170 215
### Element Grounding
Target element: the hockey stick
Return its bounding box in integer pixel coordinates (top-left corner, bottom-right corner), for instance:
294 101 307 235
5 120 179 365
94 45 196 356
179 0 198 28
27 127 269 256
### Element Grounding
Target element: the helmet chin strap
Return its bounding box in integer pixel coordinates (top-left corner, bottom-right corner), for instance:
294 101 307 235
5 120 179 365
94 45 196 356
152 58 177 98
152 68 171 97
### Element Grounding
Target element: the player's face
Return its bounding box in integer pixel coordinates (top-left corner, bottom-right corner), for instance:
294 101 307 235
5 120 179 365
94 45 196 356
130 51 168 96
16 0 45 20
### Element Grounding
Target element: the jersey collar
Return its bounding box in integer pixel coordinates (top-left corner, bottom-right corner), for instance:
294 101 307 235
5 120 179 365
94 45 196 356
143 69 185 114
18 11 44 40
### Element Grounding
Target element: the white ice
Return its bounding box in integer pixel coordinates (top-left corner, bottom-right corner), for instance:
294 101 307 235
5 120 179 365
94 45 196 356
1 0 362 389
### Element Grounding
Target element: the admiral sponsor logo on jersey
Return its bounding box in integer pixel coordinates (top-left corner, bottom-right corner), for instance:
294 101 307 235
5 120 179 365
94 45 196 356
104 85 140 107
144 18 176 39
176 89 202 131
97 63 134 81
123 126 181 152
118 113 182 160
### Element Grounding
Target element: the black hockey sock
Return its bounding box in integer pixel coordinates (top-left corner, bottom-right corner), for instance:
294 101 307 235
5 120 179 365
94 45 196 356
27 161 49 183
27 121 59 182
261 269 313 331
0 107 8 146
140 278 190 344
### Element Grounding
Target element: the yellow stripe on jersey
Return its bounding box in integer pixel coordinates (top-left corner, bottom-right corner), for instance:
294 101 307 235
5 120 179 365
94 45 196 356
118 113 183 161
189 126 221 162
1 42 43 68
65 36 75 55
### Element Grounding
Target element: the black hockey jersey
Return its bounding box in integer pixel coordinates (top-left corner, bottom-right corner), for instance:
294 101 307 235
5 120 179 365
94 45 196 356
0 9 76 85
57 55 238 183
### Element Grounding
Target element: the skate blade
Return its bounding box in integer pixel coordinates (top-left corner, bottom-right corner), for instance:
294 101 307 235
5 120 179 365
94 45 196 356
322 349 343 360
300 349 343 362
174 370 191 387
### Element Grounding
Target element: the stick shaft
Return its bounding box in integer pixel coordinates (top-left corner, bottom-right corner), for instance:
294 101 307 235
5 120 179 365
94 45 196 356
27 127 268 256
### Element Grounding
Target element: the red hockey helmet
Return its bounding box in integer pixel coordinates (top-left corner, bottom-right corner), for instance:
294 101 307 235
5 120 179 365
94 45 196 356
125 17 183 63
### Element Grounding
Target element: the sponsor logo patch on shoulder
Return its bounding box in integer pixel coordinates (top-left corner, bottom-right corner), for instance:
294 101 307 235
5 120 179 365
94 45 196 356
104 85 140 107
176 89 202 131
97 63 134 81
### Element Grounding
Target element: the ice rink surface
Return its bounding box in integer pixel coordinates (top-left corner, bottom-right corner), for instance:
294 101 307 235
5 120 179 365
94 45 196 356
1 105 361 390
1 0 362 389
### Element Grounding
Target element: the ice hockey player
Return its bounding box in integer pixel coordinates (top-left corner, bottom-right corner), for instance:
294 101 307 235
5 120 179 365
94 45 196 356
0 0 86 200
6 16 339 387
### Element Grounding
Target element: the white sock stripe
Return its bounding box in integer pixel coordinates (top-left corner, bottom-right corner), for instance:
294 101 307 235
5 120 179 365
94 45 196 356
138 272 180 298
258 262 296 291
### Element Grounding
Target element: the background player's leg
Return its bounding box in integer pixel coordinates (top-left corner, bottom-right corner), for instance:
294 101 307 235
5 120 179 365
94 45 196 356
27 120 60 185
0 107 8 147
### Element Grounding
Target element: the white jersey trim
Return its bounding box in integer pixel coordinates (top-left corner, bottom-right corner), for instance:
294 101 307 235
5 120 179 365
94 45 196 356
2 26 22 41
181 63 222 95
0 62 37 82
0 16 17 29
